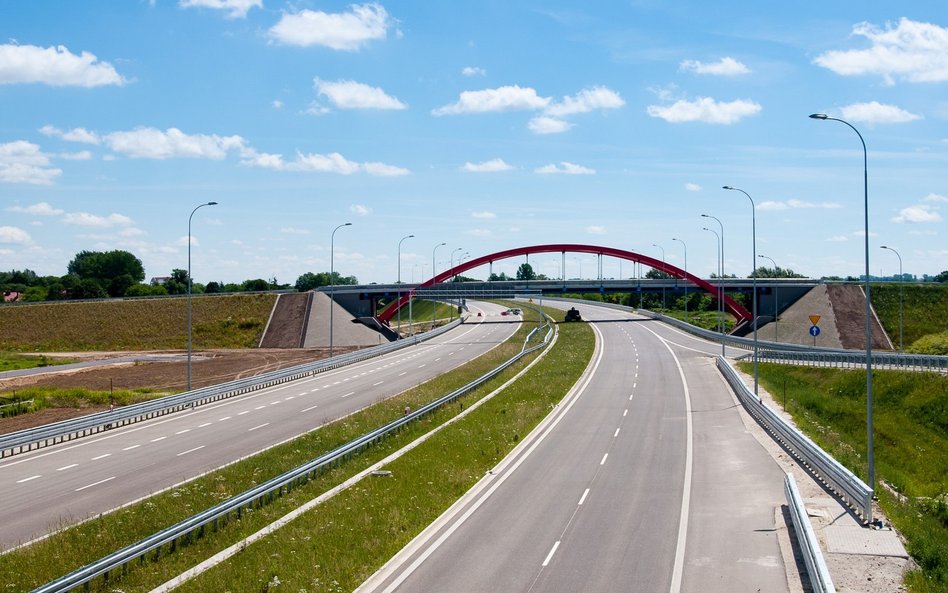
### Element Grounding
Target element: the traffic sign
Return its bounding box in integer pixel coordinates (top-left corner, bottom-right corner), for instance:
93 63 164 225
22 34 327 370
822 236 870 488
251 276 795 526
808 315 821 326
809 325 821 337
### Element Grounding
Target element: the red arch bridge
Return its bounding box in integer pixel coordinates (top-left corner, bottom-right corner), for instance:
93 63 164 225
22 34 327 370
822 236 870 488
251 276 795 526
376 243 751 325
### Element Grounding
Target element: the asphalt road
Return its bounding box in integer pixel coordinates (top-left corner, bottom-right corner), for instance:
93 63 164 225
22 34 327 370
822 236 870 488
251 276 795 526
357 302 790 593
0 301 522 550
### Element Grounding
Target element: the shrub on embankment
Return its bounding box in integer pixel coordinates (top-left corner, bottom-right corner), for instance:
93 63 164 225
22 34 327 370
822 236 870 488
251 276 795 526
0 294 276 351
871 284 948 353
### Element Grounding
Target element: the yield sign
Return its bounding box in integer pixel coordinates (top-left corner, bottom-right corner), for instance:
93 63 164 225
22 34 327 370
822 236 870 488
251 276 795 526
808 315 821 326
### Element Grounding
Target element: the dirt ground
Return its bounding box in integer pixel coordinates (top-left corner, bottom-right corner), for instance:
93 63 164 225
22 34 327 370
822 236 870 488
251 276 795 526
0 347 361 435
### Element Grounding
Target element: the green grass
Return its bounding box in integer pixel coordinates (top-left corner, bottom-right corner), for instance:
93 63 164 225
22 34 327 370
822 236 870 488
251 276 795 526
0 304 590 593
0 386 164 418
0 294 276 352
740 362 948 592
391 300 462 334
871 283 948 352
0 352 75 372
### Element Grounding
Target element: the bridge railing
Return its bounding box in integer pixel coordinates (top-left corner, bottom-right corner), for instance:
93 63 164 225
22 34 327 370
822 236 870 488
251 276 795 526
32 321 554 593
1 318 465 459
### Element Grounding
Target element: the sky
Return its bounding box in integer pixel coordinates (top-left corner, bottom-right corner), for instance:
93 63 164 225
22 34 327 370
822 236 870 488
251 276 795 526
1 1 946 286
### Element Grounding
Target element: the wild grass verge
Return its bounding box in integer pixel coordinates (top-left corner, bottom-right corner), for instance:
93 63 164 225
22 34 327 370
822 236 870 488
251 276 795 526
0 386 164 420
0 305 589 593
0 352 75 372
740 362 948 592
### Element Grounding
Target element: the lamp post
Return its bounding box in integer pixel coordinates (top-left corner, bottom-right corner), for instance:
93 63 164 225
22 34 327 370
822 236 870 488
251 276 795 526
722 185 758 396
672 237 688 322
651 243 666 310
703 227 724 354
810 112 875 498
880 245 903 352
758 254 779 343
329 222 352 358
702 214 725 349
432 242 445 328
187 200 217 391
397 234 414 337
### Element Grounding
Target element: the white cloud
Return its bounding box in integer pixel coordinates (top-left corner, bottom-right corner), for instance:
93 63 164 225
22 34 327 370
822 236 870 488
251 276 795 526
103 127 247 159
62 212 134 227
471 211 496 219
0 141 62 185
59 150 93 160
827 235 849 242
272 100 283 110
118 227 145 237
363 162 410 176
179 0 262 19
289 152 361 174
647 97 761 124
0 43 126 87
838 101 922 124
6 202 64 216
892 204 942 223
528 116 572 134
0 226 32 244
462 158 513 172
465 229 492 237
814 18 948 84
432 85 550 115
585 225 607 235
350 204 372 216
462 66 486 77
758 199 842 211
680 57 750 76
535 162 595 175
315 78 407 110
924 193 948 203
269 3 392 50
685 183 702 192
545 86 624 117
279 227 310 235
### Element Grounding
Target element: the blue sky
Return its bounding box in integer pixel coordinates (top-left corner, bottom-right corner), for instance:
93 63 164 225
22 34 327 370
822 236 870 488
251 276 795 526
1 1 946 286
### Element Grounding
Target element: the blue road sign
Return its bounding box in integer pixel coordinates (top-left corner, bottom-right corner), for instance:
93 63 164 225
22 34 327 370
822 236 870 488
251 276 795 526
809 325 821 337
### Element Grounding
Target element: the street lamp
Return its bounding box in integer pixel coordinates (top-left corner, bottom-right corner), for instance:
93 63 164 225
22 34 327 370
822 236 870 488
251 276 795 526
397 234 414 337
758 254 779 343
672 237 688 322
810 112 875 498
880 245 903 352
329 222 352 358
431 242 446 328
702 213 726 346
187 200 217 391
722 185 758 396
651 243 666 310
703 227 724 354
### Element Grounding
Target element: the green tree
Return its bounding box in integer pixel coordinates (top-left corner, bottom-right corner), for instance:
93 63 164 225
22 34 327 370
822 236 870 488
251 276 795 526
516 263 536 281
242 278 269 291
646 268 671 280
205 281 222 294
488 272 512 281
934 270 948 283
67 250 145 296
125 283 168 297
295 272 321 291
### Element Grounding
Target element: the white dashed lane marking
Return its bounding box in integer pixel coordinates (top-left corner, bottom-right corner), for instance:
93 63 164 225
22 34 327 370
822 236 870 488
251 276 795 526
248 423 269 432
17 475 40 484
76 476 115 492
177 446 205 457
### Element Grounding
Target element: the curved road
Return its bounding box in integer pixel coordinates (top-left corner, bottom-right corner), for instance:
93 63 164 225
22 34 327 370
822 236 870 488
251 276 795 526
358 301 791 593
0 301 521 550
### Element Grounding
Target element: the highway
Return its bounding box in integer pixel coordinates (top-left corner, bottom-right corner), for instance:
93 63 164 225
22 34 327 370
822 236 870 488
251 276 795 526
0 300 521 550
358 301 791 593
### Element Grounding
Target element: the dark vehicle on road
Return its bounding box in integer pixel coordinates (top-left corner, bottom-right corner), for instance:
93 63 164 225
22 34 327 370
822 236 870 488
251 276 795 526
564 307 582 322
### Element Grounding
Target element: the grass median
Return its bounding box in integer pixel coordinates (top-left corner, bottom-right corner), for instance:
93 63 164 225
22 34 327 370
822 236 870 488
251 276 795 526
741 362 948 593
1 304 591 592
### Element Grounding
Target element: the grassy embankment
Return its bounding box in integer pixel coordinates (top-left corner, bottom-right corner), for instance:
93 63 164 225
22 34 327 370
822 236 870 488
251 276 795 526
390 299 458 335
0 293 275 352
872 283 948 354
3 304 594 593
741 362 948 593
0 352 75 372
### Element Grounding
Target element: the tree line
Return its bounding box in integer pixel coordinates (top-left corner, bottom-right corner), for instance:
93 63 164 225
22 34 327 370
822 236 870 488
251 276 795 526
1 250 358 302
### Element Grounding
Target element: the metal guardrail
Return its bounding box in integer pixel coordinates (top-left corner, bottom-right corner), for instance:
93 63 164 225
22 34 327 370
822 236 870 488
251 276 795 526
1 318 465 459
33 321 553 593
537 296 948 373
785 473 836 593
717 356 873 522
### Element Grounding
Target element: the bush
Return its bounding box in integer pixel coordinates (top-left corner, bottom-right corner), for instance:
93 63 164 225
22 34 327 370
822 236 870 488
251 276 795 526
909 330 948 355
